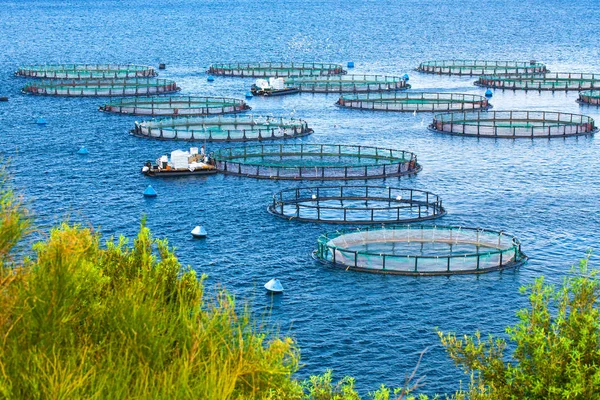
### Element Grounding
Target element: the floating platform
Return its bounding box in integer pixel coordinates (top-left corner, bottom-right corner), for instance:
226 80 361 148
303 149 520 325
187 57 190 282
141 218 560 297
475 73 600 91
143 147 217 177
99 96 250 116
15 64 157 79
336 92 491 112
207 62 346 77
285 75 410 93
577 90 600 105
268 186 445 224
429 110 596 138
313 225 527 276
22 78 179 97
214 144 420 180
132 115 312 142
416 60 546 76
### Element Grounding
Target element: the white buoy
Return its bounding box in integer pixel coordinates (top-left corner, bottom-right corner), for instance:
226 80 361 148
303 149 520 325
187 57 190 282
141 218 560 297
191 225 207 238
141 166 149 173
396 195 402 201
311 194 317 200
264 278 284 294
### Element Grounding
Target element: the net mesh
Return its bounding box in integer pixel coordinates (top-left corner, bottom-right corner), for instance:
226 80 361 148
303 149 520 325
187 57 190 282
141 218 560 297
430 111 596 138
100 96 250 116
337 92 490 112
133 115 311 142
315 226 525 275
417 60 546 75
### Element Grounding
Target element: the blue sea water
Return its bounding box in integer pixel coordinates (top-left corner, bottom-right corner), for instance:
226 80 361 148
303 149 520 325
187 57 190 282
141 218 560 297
2 0 600 395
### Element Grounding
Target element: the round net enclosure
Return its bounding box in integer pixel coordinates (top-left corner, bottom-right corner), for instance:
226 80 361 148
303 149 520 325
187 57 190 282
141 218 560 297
22 78 179 97
268 186 445 224
336 92 490 112
132 115 312 142
207 62 346 77
15 64 157 79
577 90 600 105
214 144 420 180
99 96 250 116
285 75 410 93
429 111 596 138
314 225 527 275
475 73 600 91
416 60 546 76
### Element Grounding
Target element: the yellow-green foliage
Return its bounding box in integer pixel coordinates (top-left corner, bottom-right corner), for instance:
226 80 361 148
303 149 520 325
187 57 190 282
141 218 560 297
0 184 301 399
439 257 600 400
0 177 431 400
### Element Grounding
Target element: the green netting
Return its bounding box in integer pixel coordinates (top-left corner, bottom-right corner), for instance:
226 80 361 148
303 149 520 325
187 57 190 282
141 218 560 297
268 186 445 224
416 60 546 75
100 96 250 116
286 75 409 93
314 225 527 275
15 64 156 79
476 72 600 91
336 92 490 112
214 144 420 180
22 78 179 97
429 110 596 138
207 62 345 77
132 115 312 142
577 90 600 105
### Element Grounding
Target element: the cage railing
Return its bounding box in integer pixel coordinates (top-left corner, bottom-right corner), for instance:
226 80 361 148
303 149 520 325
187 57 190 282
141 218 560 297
286 75 409 93
475 72 600 91
100 96 250 116
337 92 490 112
314 225 526 275
207 62 346 77
429 110 596 138
269 186 445 223
214 144 420 180
132 115 312 141
15 64 157 78
416 60 546 75
22 78 179 97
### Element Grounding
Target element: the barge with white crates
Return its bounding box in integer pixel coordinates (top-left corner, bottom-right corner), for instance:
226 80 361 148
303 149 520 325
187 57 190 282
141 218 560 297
142 147 217 177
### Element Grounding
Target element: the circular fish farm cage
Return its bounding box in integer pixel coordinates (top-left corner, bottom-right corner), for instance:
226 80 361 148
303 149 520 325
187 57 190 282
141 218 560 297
214 144 420 180
429 111 596 138
132 115 312 142
336 92 491 112
475 73 600 91
314 225 527 275
99 96 250 116
286 75 409 93
207 62 345 77
268 186 445 224
416 60 546 76
577 90 600 105
15 64 157 79
22 78 179 97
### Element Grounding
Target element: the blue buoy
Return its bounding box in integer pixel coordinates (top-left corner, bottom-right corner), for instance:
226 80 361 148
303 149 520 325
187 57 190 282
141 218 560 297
245 91 253 99
36 117 47 125
347 61 355 68
402 73 410 81
77 146 89 155
207 75 215 82
143 185 157 198
485 89 493 98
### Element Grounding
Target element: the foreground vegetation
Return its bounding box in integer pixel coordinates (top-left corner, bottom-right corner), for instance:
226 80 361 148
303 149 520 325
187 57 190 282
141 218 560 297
0 173 599 399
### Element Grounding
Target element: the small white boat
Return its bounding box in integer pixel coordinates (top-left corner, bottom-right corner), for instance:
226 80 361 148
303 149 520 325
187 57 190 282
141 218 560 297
264 278 284 294
191 225 207 238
